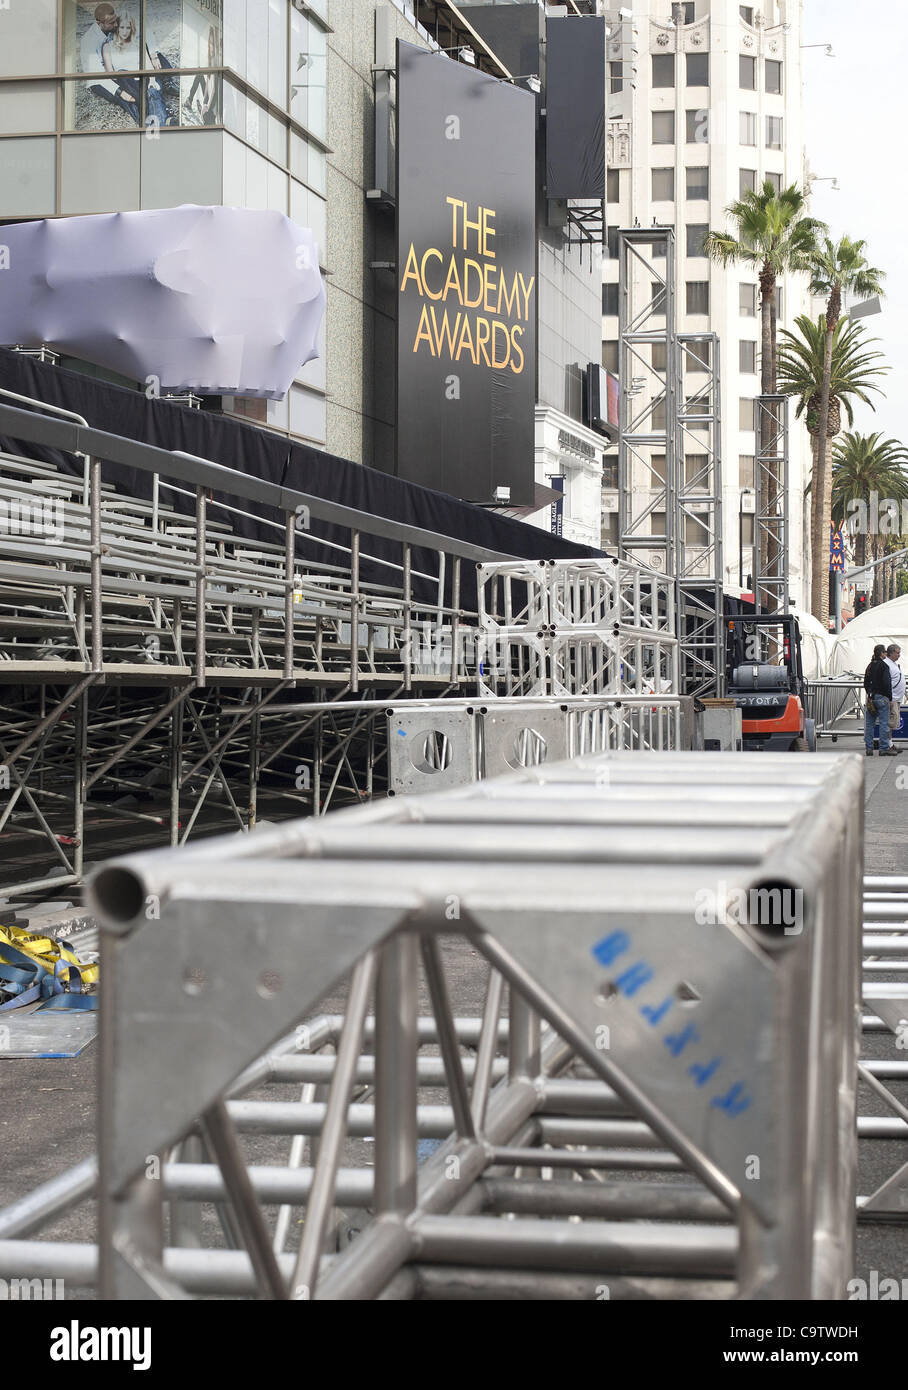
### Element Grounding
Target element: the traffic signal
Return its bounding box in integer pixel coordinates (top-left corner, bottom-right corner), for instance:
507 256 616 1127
855 593 869 617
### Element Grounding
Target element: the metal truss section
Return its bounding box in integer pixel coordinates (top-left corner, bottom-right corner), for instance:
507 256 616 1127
677 332 724 698
753 395 790 615
857 877 908 1223
0 750 862 1300
476 558 679 700
386 695 691 794
617 227 677 577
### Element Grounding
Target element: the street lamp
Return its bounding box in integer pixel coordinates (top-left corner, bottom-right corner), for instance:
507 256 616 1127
800 44 836 57
807 175 840 191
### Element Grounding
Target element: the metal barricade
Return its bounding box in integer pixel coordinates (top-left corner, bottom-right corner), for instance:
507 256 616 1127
806 677 865 741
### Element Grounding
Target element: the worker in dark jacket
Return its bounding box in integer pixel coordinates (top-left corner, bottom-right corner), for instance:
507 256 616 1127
865 644 895 755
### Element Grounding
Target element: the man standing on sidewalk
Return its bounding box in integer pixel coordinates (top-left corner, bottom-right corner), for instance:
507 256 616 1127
885 643 904 747
865 644 895 756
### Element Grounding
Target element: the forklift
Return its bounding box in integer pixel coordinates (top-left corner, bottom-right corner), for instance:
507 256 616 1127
725 614 816 752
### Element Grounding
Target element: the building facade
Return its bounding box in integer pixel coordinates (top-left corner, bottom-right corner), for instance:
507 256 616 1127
601 0 813 605
0 0 609 546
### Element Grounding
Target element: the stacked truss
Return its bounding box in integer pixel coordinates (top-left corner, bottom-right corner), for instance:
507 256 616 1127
616 231 725 698
753 394 790 615
476 557 679 699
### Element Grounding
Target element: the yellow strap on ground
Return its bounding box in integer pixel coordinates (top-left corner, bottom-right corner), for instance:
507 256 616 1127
0 924 99 987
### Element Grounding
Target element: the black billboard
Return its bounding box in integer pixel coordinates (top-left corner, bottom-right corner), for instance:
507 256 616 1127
396 43 537 505
545 16 607 200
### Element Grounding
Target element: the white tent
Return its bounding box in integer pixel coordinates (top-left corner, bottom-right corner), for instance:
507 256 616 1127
828 593 908 675
792 608 833 679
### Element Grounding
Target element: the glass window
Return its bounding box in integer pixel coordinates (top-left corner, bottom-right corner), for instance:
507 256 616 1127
60 131 139 214
680 3 696 22
766 60 783 94
652 55 675 88
685 337 711 371
652 167 675 201
686 166 709 199
652 341 667 372
0 135 55 216
1 0 56 78
685 454 709 486
603 283 618 316
687 282 709 315
686 108 709 144
739 455 755 487
740 283 757 316
686 53 709 86
290 8 327 141
685 513 710 545
651 511 667 536
652 111 675 144
766 116 783 150
652 227 673 259
740 167 757 195
602 340 619 374
607 225 620 258
686 223 708 257
740 6 755 24
607 168 621 202
740 112 757 146
651 283 667 315
609 61 623 93
740 55 756 89
651 454 667 481
268 0 288 110
739 340 757 373
765 170 782 195
0 80 56 134
739 398 756 431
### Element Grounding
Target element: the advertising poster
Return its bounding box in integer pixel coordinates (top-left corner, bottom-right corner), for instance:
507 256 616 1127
67 0 221 131
396 42 537 504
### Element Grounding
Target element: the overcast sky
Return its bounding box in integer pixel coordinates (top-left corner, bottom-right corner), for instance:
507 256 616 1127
801 1 906 444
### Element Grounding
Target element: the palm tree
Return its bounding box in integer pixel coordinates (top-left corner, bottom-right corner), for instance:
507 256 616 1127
777 315 887 441
778 315 886 621
807 237 885 624
705 183 825 602
830 433 908 603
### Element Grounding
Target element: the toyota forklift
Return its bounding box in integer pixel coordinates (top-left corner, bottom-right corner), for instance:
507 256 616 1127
725 613 816 752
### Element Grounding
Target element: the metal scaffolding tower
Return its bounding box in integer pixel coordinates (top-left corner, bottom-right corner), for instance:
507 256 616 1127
617 227 677 579
753 394 790 615
617 230 724 697
677 332 724 697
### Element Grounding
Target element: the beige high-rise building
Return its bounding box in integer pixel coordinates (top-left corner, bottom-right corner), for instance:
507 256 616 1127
601 0 812 607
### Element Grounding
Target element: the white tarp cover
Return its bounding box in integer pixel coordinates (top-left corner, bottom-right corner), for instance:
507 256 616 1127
828 592 908 675
791 608 833 679
0 205 325 400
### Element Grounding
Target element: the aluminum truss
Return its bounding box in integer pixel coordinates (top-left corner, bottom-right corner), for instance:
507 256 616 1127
617 227 677 579
753 394 790 615
677 332 724 698
617 231 723 697
0 750 863 1300
475 557 679 699
859 875 908 1223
